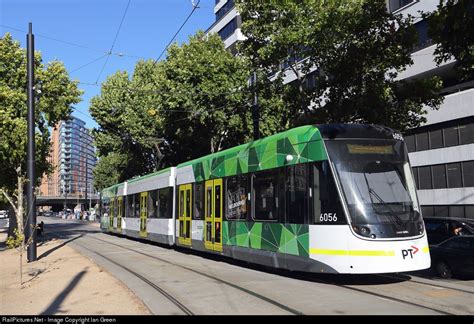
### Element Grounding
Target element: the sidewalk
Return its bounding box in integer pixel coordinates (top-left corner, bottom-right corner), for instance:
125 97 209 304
0 224 150 315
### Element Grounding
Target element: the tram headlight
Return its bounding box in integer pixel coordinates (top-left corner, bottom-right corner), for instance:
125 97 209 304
417 221 424 234
353 225 371 237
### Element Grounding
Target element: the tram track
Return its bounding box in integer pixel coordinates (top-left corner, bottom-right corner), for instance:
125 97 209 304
84 234 304 315
73 241 194 315
300 271 474 315
87 234 468 315
45 226 467 315
376 273 474 295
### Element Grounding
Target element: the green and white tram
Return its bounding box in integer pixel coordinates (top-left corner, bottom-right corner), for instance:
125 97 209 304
101 124 430 274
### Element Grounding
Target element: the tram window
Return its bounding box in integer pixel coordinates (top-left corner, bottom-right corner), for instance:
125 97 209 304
286 164 308 224
179 190 184 217
206 186 212 218
186 189 192 218
158 187 173 219
134 193 140 218
125 195 130 218
226 175 248 220
311 161 345 224
127 195 134 218
148 191 157 218
252 169 278 221
215 185 221 218
194 182 204 220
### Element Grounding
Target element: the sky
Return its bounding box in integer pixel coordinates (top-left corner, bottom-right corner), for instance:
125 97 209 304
0 0 216 129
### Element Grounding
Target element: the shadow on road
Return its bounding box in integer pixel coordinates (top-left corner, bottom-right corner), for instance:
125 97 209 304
40 268 88 315
38 234 85 260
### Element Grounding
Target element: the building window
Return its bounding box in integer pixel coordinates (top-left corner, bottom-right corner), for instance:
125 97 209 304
449 205 465 218
466 206 474 220
447 162 462 188
388 0 415 12
432 164 447 189
413 19 432 52
429 129 443 149
462 161 474 187
218 17 237 41
444 126 459 147
421 205 434 217
215 0 234 21
459 123 474 145
434 205 449 217
405 134 416 152
416 132 429 151
418 166 432 189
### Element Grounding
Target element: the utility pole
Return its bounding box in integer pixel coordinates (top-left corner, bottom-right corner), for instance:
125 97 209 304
252 71 260 140
26 22 37 262
85 157 88 210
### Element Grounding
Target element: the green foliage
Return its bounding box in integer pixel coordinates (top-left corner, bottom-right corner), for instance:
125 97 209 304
428 0 474 81
236 0 443 131
90 61 166 183
91 31 291 183
0 33 82 190
6 228 24 249
93 152 130 191
158 32 252 165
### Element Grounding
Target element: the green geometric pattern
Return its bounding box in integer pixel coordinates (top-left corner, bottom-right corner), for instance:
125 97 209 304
178 125 327 181
223 221 309 257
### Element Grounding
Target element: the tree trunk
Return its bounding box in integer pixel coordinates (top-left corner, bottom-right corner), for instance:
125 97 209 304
16 175 24 239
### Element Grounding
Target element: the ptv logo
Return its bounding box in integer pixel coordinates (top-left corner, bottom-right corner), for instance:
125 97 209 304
402 246 419 259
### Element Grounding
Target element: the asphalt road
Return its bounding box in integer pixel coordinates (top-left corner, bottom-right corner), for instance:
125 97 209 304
39 217 474 315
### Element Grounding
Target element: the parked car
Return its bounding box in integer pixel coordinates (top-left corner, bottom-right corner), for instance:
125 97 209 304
429 235 474 278
423 217 474 244
0 210 8 219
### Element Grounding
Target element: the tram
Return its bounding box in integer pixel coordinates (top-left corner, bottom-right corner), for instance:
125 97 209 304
100 124 431 274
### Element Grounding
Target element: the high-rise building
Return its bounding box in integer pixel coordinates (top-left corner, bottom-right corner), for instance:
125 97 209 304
39 116 97 199
206 0 243 55
206 0 474 219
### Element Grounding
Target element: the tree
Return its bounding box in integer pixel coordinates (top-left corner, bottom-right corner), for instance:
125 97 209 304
236 0 444 131
0 33 82 244
90 60 167 190
157 32 252 165
428 0 474 81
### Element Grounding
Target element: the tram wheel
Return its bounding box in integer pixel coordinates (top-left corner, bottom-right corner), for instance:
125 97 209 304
435 260 452 279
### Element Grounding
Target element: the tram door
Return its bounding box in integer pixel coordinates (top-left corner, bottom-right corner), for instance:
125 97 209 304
178 184 192 246
117 196 123 231
109 198 115 230
204 179 223 252
139 192 148 237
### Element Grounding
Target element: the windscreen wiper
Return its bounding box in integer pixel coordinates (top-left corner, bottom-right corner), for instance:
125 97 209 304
367 188 405 228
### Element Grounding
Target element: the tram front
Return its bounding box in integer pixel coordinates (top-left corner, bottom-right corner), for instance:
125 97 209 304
316 124 431 274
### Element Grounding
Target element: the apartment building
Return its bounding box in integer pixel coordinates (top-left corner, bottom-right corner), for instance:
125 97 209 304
39 116 97 198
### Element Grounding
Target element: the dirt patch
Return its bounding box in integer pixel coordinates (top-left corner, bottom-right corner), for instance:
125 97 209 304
0 237 151 315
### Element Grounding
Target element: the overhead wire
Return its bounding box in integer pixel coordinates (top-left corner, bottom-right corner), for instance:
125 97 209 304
154 0 201 64
95 0 132 84
0 23 149 60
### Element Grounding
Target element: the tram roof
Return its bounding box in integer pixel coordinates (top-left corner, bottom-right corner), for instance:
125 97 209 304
176 124 327 181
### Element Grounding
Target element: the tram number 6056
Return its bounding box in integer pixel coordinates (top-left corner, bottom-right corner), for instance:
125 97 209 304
320 213 337 222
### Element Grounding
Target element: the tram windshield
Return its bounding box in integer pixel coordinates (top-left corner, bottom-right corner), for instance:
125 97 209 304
325 139 421 229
